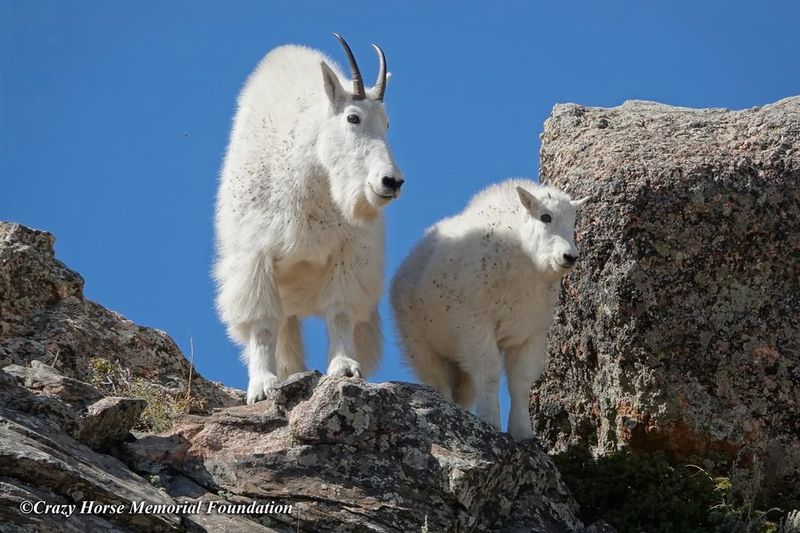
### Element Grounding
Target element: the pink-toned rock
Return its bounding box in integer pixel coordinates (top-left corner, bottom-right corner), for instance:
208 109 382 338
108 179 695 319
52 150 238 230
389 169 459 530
123 373 584 532
76 396 147 450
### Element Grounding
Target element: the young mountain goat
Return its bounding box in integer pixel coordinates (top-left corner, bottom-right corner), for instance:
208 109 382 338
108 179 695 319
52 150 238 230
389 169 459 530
215 35 404 404
391 179 587 440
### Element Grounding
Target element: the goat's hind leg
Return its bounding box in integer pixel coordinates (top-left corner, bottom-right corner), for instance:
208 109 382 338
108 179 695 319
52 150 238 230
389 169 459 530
452 367 475 410
408 338 459 402
277 316 306 380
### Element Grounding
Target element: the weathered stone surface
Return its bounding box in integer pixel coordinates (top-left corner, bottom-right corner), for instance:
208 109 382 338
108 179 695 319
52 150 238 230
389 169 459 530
1 366 83 441
784 510 800 533
0 222 240 411
532 97 800 507
1 225 584 531
582 520 617 533
3 364 143 452
76 397 147 450
0 365 275 532
0 476 124 532
156 471 281 533
3 362 103 404
0 406 180 531
124 373 584 532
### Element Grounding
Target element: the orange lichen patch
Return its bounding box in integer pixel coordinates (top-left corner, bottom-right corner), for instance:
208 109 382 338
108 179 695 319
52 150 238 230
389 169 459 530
558 342 572 355
751 345 779 366
615 401 740 462
675 392 691 411
563 282 581 300
586 400 603 419
742 418 764 442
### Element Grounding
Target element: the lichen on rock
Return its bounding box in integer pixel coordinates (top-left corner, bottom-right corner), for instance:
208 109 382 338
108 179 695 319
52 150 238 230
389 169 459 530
0 222 241 412
532 96 800 509
124 373 585 531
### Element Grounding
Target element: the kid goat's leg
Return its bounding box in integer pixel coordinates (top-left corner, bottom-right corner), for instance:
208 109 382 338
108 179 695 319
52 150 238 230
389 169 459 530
504 336 547 440
462 335 502 431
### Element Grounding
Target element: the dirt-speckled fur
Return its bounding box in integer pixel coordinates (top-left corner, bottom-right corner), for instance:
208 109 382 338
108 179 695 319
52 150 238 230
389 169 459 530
214 41 402 404
391 179 586 439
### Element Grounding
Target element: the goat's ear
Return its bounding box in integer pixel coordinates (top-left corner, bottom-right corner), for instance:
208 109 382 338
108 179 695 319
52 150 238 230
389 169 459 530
320 61 345 106
570 196 590 208
516 186 539 212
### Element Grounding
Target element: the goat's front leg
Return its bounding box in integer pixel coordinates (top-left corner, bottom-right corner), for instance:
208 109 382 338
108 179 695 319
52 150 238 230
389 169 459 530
461 333 502 431
246 319 280 404
472 357 502 431
325 308 362 378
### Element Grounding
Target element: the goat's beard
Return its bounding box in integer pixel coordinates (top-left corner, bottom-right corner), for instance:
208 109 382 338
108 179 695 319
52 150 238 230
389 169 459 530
352 193 380 222
330 179 379 225
523 244 565 280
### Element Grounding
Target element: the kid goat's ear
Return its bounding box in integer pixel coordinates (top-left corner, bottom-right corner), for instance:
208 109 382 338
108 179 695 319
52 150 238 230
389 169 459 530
320 61 345 107
516 186 539 212
570 196 590 208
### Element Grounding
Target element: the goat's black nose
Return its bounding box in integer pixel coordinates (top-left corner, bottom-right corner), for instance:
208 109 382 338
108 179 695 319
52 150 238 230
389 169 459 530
563 253 578 265
382 176 404 191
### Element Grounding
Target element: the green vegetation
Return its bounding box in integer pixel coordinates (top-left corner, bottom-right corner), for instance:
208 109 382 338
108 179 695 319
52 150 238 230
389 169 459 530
89 357 204 433
553 448 781 533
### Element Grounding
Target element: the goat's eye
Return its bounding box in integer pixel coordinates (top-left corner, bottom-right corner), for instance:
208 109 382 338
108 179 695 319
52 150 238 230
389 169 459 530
386 122 390 130
540 214 552 223
347 114 360 124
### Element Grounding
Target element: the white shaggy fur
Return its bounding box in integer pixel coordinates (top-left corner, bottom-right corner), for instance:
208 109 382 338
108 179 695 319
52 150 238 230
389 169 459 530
215 41 403 404
391 179 587 440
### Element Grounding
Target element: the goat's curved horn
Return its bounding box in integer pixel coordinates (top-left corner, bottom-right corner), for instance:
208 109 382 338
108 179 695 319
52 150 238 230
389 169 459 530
333 33 365 100
372 43 387 101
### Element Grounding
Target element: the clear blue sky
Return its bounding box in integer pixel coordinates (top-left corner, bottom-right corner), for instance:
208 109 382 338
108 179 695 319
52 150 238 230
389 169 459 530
3 1 799 427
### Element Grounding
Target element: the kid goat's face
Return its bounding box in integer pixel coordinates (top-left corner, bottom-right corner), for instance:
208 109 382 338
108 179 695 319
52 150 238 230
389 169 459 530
516 186 587 275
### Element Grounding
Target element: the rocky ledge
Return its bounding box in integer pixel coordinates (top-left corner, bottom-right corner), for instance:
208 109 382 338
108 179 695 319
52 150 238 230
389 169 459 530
123 371 584 532
0 364 586 532
0 221 587 532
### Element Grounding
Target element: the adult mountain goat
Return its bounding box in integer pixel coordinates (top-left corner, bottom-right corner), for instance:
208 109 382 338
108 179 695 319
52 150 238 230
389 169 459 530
215 35 404 404
391 179 586 440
